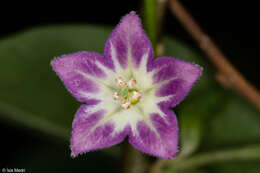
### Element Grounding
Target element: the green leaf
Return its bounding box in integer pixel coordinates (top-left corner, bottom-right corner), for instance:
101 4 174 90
175 86 227 158
0 25 111 138
202 92 260 150
160 144 260 172
208 160 260 173
202 93 260 173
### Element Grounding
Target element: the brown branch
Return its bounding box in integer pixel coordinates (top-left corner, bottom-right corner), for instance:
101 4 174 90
168 0 260 111
148 164 163 173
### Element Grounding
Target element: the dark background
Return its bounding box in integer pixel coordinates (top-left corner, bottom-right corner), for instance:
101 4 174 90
1 0 259 172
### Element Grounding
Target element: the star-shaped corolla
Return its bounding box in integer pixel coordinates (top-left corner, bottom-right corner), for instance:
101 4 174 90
51 12 202 159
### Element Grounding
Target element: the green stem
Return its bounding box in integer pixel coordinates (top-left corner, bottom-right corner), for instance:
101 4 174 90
122 142 149 173
158 144 260 172
144 0 157 52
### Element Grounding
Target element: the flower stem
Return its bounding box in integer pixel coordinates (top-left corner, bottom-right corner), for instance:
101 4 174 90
144 0 157 51
122 142 149 173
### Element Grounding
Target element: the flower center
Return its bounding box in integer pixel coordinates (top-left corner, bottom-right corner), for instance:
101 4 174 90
113 77 142 110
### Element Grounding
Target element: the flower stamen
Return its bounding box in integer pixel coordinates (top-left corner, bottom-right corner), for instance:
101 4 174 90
127 78 136 89
113 92 120 100
121 100 131 109
132 91 142 100
113 77 142 109
115 77 126 88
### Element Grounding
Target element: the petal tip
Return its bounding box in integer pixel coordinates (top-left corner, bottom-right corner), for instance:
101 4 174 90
50 57 59 70
191 63 203 86
193 63 203 76
122 11 138 19
104 11 153 70
191 63 203 83
119 11 141 28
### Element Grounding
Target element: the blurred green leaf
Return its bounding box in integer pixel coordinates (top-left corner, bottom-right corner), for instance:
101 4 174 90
204 99 260 173
176 88 226 158
176 86 227 157
207 160 260 173
177 105 203 158
202 92 260 150
160 144 260 172
0 25 111 138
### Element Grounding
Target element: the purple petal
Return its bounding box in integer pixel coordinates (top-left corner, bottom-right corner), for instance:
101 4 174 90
104 11 153 72
71 104 129 156
51 51 114 103
152 57 202 107
128 107 178 159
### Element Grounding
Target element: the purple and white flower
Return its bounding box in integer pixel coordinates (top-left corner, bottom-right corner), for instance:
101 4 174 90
51 12 202 159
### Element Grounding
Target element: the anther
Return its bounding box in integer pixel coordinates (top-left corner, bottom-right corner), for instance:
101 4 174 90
127 78 137 89
132 91 142 100
121 100 131 109
113 92 120 100
115 77 126 88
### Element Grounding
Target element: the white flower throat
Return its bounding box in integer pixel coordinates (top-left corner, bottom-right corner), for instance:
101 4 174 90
113 77 142 110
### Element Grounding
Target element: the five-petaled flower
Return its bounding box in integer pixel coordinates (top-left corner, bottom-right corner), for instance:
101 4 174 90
51 12 202 159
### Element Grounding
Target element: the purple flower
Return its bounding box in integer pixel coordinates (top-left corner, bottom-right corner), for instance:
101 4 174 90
51 12 202 159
